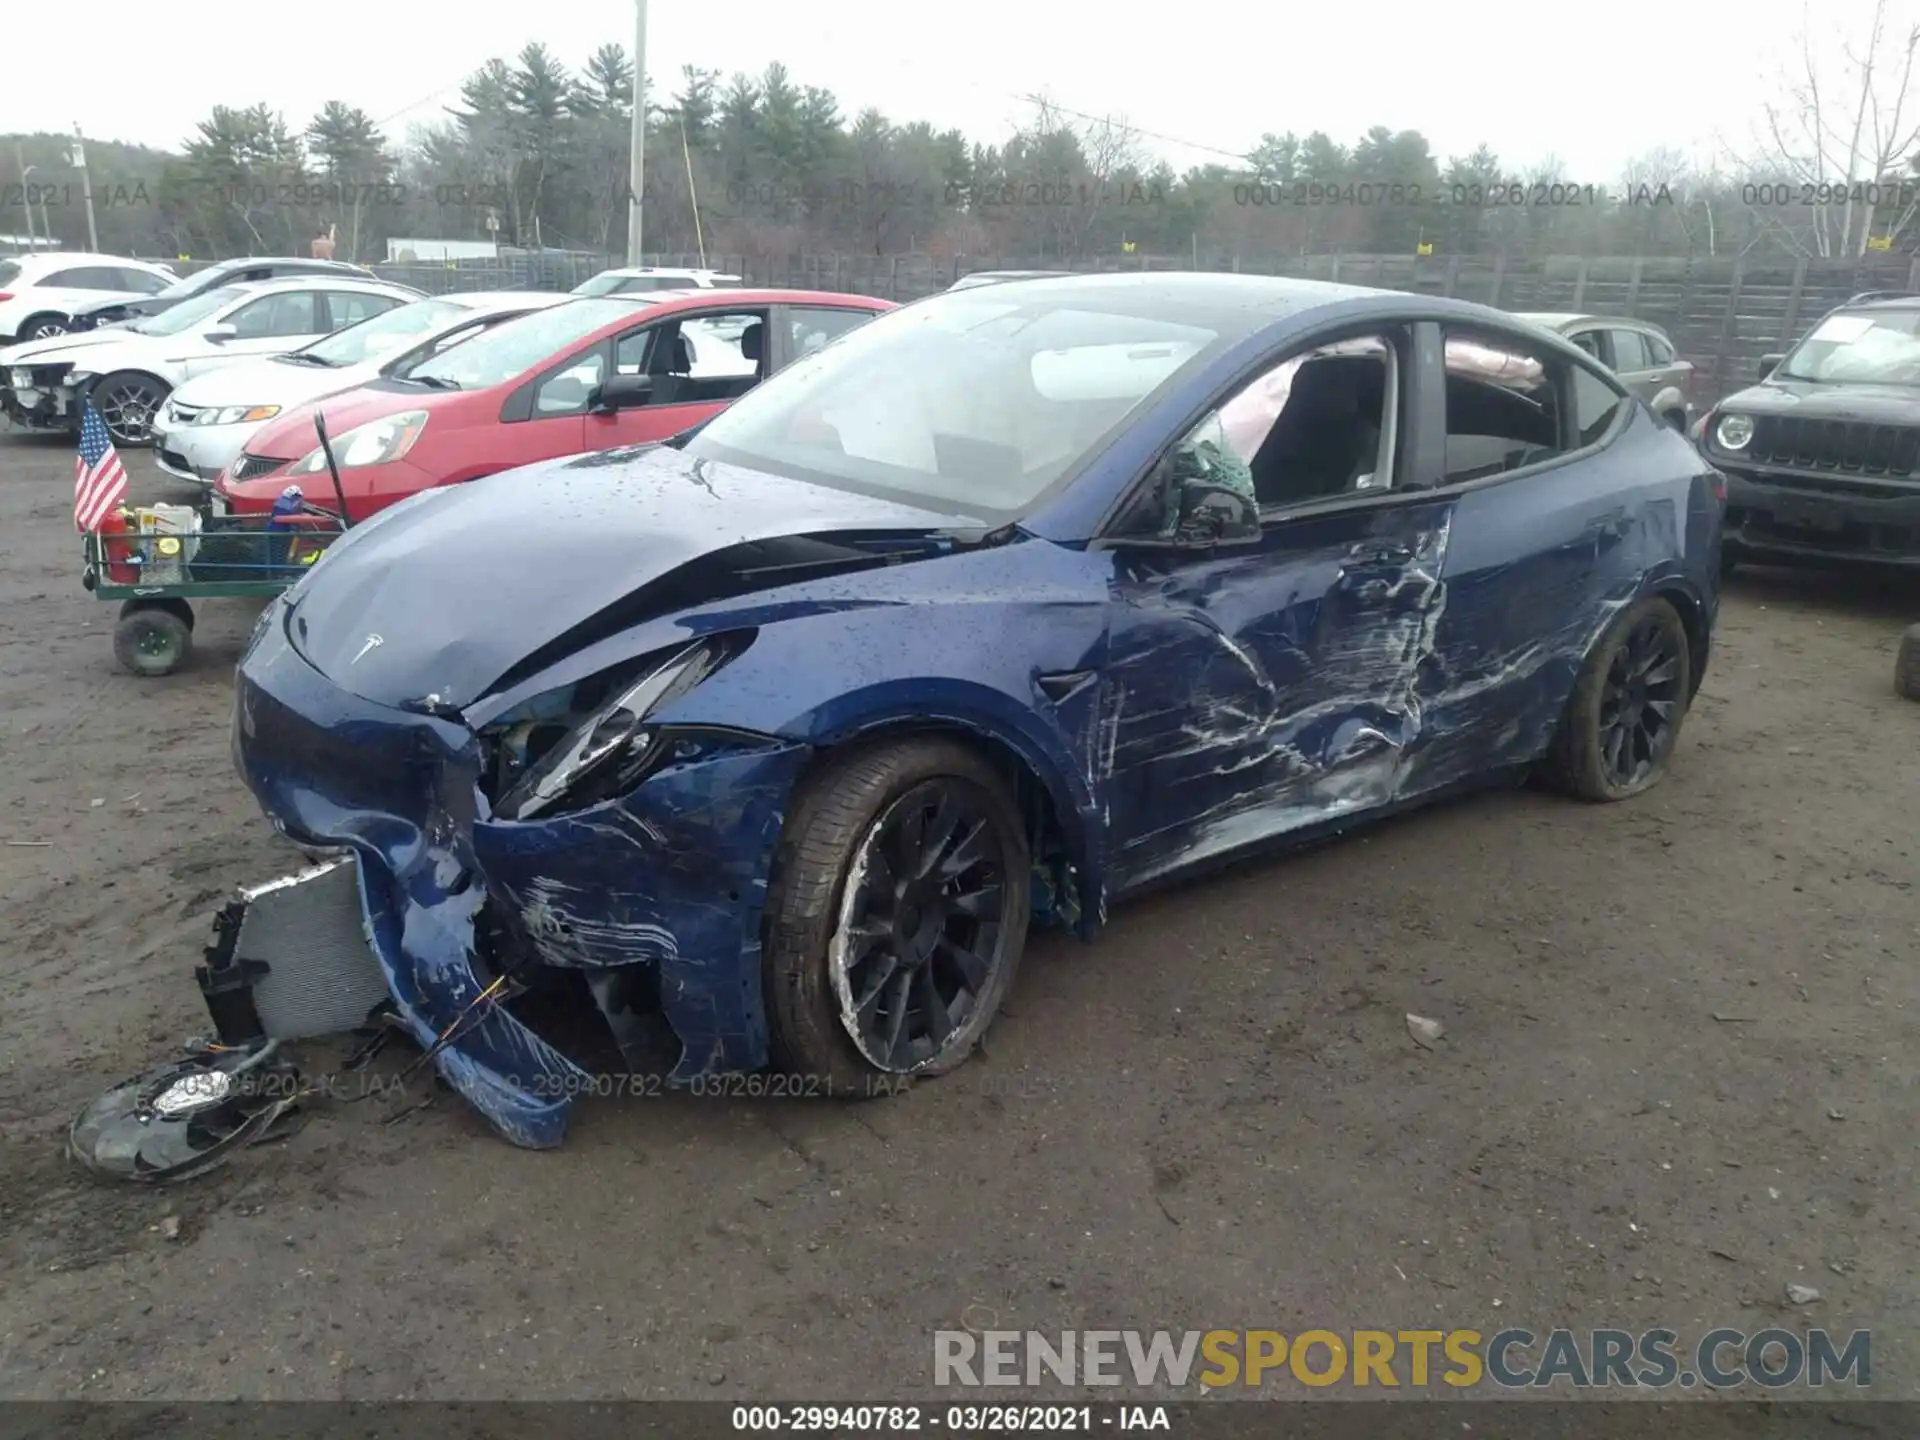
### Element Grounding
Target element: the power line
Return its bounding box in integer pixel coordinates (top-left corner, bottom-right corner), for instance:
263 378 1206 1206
1016 92 1253 165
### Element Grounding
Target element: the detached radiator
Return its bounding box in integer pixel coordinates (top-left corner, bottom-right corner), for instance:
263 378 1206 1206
196 857 392 1043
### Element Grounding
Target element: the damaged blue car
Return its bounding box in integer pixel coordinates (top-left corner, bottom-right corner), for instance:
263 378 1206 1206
231 273 1723 1147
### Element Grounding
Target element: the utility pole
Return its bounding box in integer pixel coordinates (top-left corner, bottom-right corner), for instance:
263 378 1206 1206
626 0 647 265
14 144 35 248
70 125 99 252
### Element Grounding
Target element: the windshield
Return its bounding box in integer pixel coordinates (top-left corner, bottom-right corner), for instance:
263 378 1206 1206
153 264 229 302
405 298 642 388
133 285 249 336
1779 309 1920 384
683 290 1221 519
293 297 473 367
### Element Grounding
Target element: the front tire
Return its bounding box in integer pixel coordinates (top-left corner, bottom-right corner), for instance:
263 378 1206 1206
763 738 1031 1094
92 371 170 446
1542 596 1692 801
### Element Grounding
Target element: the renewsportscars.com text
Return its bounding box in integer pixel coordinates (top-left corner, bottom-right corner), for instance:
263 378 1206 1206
934 1327 1870 1390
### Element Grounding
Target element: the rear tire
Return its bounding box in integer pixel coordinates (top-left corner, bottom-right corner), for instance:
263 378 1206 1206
1897 623 1920 702
19 313 68 341
763 738 1030 1095
1541 596 1692 802
113 603 193 677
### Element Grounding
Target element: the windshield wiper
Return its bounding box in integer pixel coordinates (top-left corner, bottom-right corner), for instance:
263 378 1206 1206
402 374 462 390
278 353 338 367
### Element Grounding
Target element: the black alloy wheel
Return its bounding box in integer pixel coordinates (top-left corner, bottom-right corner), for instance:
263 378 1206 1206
832 778 1013 1071
1597 611 1685 789
763 737 1032 1093
1541 594 1693 802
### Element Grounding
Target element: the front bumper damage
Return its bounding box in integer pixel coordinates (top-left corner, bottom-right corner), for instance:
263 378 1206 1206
1 363 79 431
232 606 811 1148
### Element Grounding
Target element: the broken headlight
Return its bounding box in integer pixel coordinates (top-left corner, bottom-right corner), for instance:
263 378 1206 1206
492 634 752 821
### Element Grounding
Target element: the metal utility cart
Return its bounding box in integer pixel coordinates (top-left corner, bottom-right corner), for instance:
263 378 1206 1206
81 509 345 675
80 412 359 677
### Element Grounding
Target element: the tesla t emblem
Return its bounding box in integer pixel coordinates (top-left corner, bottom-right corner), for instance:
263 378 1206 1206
351 634 384 665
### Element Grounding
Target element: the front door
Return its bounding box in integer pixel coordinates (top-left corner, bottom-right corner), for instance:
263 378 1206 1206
1092 326 1457 891
585 305 772 450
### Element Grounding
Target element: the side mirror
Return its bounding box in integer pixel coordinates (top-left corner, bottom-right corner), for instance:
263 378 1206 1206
1169 477 1261 546
204 323 237 344
587 373 654 413
1758 353 1784 380
1113 436 1261 550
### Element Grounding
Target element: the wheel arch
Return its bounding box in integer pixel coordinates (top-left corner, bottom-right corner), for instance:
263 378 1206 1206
806 709 1105 939
1641 577 1711 698
17 310 70 337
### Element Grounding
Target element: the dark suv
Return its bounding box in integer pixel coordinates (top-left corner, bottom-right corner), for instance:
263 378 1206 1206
66 257 380 331
1699 291 1920 570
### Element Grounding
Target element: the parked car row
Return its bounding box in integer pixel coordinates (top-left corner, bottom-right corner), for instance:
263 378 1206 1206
3 274 425 442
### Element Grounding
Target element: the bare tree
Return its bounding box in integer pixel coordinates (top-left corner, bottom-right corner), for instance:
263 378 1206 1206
1748 0 1920 256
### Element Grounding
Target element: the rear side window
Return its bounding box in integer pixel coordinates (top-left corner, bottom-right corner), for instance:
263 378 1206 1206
1571 366 1626 445
1645 333 1674 364
1610 330 1650 371
1439 328 1571 483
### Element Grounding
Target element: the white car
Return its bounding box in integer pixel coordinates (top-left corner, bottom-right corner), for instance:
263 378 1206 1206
0 252 178 343
0 275 421 444
571 266 743 296
151 290 568 485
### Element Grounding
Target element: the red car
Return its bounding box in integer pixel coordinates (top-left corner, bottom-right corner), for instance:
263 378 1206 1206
214 288 893 520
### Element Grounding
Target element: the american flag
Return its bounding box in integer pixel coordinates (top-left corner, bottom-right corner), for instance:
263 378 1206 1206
73 401 127 533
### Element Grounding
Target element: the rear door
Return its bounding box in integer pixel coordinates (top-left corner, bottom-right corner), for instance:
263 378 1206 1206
1602 327 1660 404
1401 321 1647 791
584 302 773 450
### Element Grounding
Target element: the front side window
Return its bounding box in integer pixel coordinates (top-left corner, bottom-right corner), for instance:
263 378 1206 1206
228 291 320 338
135 285 250 336
684 291 1223 520
1108 334 1398 539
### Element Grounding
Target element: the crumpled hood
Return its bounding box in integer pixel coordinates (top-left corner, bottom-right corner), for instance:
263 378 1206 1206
1717 377 1920 424
0 328 130 367
170 355 375 412
285 443 988 709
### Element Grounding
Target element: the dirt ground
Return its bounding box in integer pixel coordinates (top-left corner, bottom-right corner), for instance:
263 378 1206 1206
0 431 1915 1404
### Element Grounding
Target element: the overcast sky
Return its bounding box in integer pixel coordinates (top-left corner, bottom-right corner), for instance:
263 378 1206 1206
0 0 1857 179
